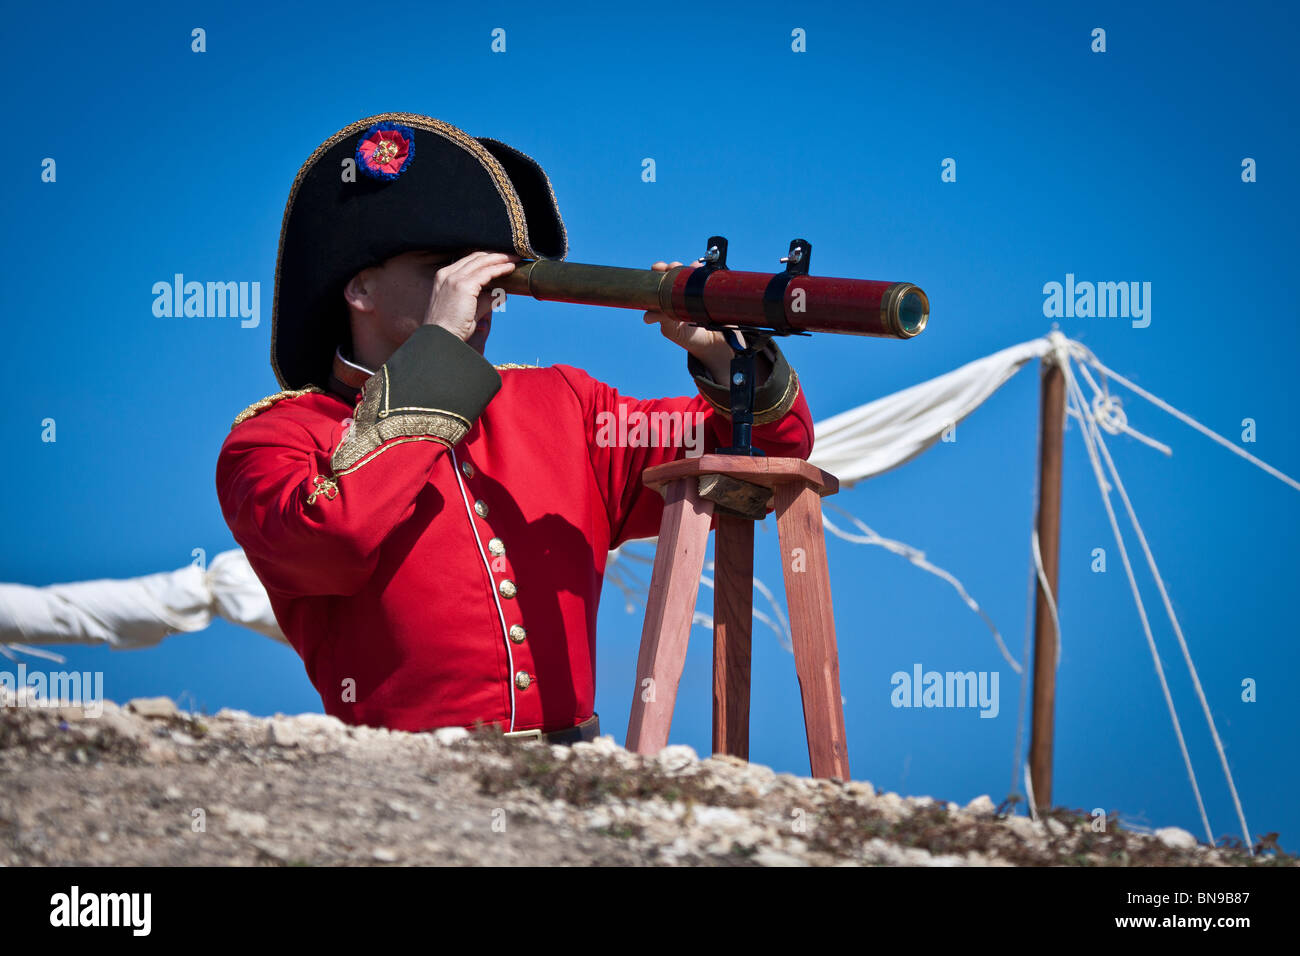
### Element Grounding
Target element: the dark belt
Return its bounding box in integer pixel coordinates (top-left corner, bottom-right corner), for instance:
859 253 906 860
503 712 599 745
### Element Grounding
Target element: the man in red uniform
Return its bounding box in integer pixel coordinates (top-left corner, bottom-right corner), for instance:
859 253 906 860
217 114 813 743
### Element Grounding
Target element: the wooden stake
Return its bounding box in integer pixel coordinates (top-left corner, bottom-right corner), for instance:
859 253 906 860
1029 356 1066 813
712 513 753 758
624 479 714 753
775 481 850 780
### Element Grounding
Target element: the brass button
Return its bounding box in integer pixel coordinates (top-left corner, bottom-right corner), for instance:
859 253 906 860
499 579 517 599
488 538 505 557
509 624 526 644
514 671 532 690
474 499 488 517
461 460 475 478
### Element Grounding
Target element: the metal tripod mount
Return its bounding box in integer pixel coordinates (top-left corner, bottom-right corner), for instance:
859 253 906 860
716 328 770 456
686 235 812 455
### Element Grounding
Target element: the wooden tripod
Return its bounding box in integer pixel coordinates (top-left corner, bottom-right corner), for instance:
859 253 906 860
624 454 850 779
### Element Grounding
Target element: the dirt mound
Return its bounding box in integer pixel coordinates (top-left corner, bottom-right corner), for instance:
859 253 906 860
0 694 1288 866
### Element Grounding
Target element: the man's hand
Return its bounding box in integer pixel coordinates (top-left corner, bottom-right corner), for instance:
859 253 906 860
642 260 769 386
423 251 519 344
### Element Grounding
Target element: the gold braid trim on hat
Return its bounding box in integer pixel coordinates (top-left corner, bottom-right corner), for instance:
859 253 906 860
231 387 325 429
477 135 569 266
270 112 544 390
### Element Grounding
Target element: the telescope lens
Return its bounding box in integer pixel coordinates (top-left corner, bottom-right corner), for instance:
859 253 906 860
898 291 927 335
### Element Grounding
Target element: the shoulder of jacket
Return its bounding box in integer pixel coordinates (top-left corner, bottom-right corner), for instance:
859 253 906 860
230 386 329 430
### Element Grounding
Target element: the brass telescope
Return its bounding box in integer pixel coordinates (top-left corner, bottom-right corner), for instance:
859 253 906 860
493 236 929 340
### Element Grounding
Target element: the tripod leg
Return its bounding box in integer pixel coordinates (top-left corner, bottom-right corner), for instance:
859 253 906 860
713 513 753 759
625 477 713 754
774 481 850 780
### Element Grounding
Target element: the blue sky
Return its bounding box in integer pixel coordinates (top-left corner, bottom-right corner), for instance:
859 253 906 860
4 1 1297 852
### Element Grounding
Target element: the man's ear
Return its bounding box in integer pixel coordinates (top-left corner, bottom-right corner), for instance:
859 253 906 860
343 268 375 313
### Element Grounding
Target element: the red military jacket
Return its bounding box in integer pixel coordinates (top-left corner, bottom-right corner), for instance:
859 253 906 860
217 325 813 734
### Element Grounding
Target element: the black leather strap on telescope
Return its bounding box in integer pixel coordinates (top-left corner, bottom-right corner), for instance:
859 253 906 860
761 239 810 334
682 261 716 324
761 273 795 333
686 260 794 333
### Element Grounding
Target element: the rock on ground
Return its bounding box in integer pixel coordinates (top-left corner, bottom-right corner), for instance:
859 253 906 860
0 694 1289 867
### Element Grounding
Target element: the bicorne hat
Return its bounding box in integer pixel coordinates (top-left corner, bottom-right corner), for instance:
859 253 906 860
270 112 568 390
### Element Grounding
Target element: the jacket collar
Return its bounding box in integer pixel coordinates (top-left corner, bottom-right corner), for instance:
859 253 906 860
327 347 375 404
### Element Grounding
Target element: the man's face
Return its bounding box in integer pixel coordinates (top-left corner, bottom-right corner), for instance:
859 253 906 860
346 248 495 356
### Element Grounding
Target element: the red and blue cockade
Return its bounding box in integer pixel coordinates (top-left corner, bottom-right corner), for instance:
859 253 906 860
356 122 414 180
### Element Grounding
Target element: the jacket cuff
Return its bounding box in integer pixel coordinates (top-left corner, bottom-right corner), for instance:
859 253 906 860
332 325 502 474
687 339 801 426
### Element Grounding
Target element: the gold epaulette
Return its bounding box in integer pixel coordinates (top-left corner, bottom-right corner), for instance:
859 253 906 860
231 386 326 429
493 363 542 370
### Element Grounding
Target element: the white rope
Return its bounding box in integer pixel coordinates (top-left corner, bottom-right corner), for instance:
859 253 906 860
1030 529 1063 672
698 566 791 648
1032 337 1068 677
1023 761 1040 822
605 546 652 615
751 575 793 652
822 503 1021 674
607 543 795 650
1068 346 1257 849
1072 342 1300 493
1084 384 1254 852
1090 390 1173 455
0 643 67 664
1010 549 1037 800
700 562 796 651
1061 357 1217 846
613 546 655 566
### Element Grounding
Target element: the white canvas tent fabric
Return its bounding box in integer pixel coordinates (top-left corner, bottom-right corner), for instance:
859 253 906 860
809 337 1052 486
0 549 287 660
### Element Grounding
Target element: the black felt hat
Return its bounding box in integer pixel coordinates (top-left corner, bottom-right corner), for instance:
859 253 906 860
270 113 568 389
